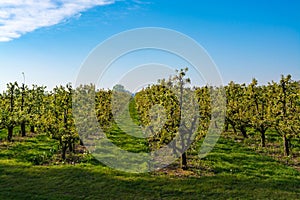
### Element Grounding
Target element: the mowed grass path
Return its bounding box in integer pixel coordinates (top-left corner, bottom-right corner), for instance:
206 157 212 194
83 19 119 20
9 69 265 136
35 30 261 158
0 130 299 199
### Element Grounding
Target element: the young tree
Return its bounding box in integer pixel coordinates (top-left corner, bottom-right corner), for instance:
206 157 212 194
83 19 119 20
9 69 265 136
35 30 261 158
172 68 193 170
194 86 211 139
18 82 28 137
247 79 271 147
73 84 114 149
27 85 46 133
95 88 114 130
135 84 180 152
0 82 19 141
42 84 78 159
269 75 299 156
135 68 199 170
225 82 251 138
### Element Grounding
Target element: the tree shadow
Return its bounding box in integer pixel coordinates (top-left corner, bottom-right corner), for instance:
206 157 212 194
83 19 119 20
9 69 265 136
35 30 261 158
0 161 299 200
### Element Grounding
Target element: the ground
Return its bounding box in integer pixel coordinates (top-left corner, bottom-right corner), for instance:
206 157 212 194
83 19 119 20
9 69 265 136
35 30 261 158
0 127 299 199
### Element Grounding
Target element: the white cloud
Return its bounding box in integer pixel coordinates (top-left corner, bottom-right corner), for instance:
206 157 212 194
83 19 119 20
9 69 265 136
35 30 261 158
0 0 114 42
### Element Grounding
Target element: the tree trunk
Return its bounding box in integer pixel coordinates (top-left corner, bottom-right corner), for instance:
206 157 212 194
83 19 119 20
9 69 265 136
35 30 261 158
79 139 84 146
68 141 74 153
21 122 26 137
30 125 35 133
180 152 187 170
21 84 25 137
62 144 67 160
240 126 248 138
232 125 237 135
68 142 72 152
283 134 290 156
261 130 266 147
224 122 229 132
8 126 13 141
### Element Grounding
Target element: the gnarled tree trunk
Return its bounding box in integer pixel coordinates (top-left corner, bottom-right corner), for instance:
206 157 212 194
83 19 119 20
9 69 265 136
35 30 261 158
283 134 290 156
21 122 26 137
8 126 13 141
180 152 187 170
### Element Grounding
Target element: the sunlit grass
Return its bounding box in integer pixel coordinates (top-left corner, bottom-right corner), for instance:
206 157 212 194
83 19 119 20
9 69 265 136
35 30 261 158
1 129 300 199
0 105 299 199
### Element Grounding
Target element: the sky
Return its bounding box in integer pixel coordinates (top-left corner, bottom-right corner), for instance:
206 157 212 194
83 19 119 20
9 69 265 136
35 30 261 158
0 0 299 92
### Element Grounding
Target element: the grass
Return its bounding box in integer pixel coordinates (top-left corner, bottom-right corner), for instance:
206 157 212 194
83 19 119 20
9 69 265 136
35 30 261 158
0 105 300 199
0 129 300 199
0 133 58 165
224 128 300 171
0 159 299 200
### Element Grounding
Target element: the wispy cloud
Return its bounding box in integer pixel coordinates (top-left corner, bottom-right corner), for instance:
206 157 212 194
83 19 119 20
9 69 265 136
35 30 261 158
0 0 114 42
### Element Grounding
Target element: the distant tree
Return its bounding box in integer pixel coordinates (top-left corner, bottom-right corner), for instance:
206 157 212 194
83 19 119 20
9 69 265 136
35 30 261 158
113 84 130 94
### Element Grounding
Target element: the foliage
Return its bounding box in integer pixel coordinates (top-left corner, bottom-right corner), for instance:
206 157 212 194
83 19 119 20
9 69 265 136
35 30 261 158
0 69 299 164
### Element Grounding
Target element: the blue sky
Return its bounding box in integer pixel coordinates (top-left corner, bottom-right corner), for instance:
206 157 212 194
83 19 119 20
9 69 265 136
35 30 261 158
0 0 299 91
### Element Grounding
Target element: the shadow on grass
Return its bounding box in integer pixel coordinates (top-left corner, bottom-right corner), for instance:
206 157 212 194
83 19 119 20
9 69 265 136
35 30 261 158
0 134 58 165
0 160 299 200
1 129 299 199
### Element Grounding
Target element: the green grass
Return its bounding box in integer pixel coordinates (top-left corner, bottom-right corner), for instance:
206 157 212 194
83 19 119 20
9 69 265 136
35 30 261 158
0 130 299 199
0 159 299 200
106 123 149 153
0 105 300 199
199 137 299 178
224 128 300 170
0 133 58 165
